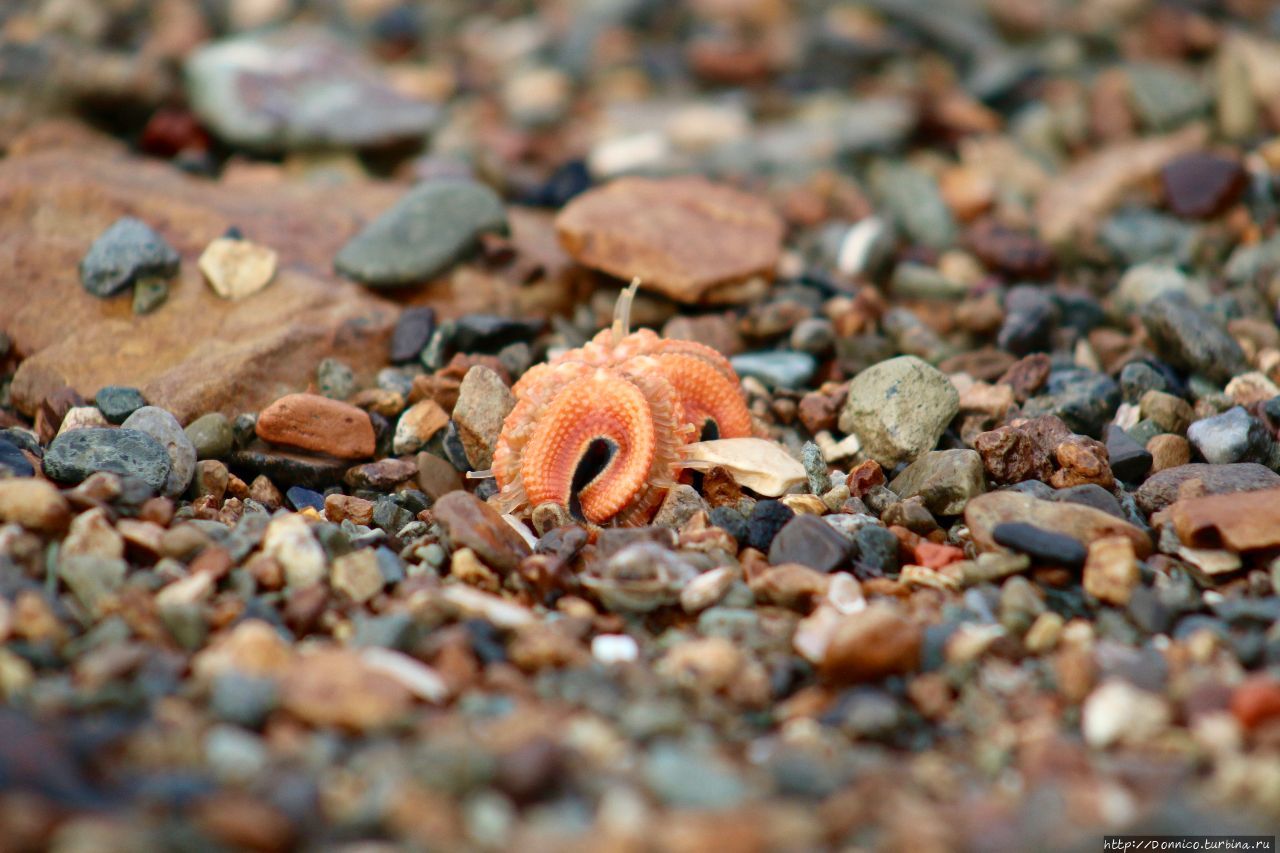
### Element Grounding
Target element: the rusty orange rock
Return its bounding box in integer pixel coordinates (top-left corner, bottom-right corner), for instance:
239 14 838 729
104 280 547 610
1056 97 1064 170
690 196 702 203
1168 487 1280 551
256 393 376 459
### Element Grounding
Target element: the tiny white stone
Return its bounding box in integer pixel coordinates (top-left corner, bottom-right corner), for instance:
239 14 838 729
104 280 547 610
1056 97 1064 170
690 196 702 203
591 634 639 664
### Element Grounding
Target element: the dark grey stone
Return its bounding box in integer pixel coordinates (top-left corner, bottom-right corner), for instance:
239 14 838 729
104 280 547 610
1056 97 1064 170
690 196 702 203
79 217 180 298
335 181 508 287
43 428 171 493
991 521 1087 568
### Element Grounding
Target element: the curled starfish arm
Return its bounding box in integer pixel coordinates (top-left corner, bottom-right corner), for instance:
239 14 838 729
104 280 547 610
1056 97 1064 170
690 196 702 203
519 369 658 525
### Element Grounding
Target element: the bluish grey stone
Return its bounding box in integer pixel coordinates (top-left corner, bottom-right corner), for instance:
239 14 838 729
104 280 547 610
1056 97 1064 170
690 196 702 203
644 743 747 809
729 351 816 390
1127 62 1211 131
121 406 197 496
868 160 956 250
336 181 508 287
79 217 180 297
1099 209 1196 266
43 428 171 493
1187 406 1270 465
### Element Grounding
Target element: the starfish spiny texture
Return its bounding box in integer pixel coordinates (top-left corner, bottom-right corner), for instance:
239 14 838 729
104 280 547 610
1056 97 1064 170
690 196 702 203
491 282 757 526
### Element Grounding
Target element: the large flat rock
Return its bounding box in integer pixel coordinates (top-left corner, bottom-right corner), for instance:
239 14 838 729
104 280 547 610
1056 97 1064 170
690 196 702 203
0 145 404 423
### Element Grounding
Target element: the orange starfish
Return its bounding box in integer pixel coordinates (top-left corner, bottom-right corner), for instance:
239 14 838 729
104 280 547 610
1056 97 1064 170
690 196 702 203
490 281 757 526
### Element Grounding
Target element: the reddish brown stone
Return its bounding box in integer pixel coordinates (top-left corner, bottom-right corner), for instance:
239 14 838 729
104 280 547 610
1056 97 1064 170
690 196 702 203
1160 151 1247 219
967 219 1054 278
974 425 1053 484
820 603 922 683
846 459 886 497
256 393 376 459
938 348 1018 382
1231 676 1280 730
555 176 784 303
998 353 1052 403
797 391 840 435
433 491 531 574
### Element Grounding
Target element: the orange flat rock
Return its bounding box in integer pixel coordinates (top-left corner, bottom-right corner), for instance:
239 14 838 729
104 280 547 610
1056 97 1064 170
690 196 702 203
555 176 783 304
256 393 376 460
1168 487 1280 551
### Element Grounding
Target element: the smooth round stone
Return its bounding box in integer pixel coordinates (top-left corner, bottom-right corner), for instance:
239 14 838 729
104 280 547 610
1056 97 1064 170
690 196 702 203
335 181 508 287
1099 210 1195 266
1114 263 1208 313
94 386 146 424
79 217 180 298
43 428 171 494
992 521 1088 568
1050 483 1124 519
729 351 816 390
708 506 748 545
121 406 197 496
185 412 234 460
767 514 853 573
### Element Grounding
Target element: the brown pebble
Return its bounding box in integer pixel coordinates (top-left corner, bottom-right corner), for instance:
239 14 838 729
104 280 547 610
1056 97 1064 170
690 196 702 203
821 603 922 683
324 493 375 526
1049 437 1114 489
248 475 282 510
1231 676 1280 730
997 353 1052 402
433 491 531 574
255 393 376 459
0 479 70 533
1146 433 1190 472
974 425 1053 484
416 452 463 501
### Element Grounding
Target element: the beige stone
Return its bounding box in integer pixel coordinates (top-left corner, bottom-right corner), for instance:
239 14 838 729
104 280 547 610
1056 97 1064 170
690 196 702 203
1083 536 1139 606
199 237 278 299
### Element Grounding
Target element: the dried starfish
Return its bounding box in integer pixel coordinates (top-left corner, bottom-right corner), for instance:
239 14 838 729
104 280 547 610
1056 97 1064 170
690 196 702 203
489 280 757 526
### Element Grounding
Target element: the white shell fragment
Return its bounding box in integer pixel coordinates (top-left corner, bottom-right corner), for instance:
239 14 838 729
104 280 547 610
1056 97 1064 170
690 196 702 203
678 438 806 496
